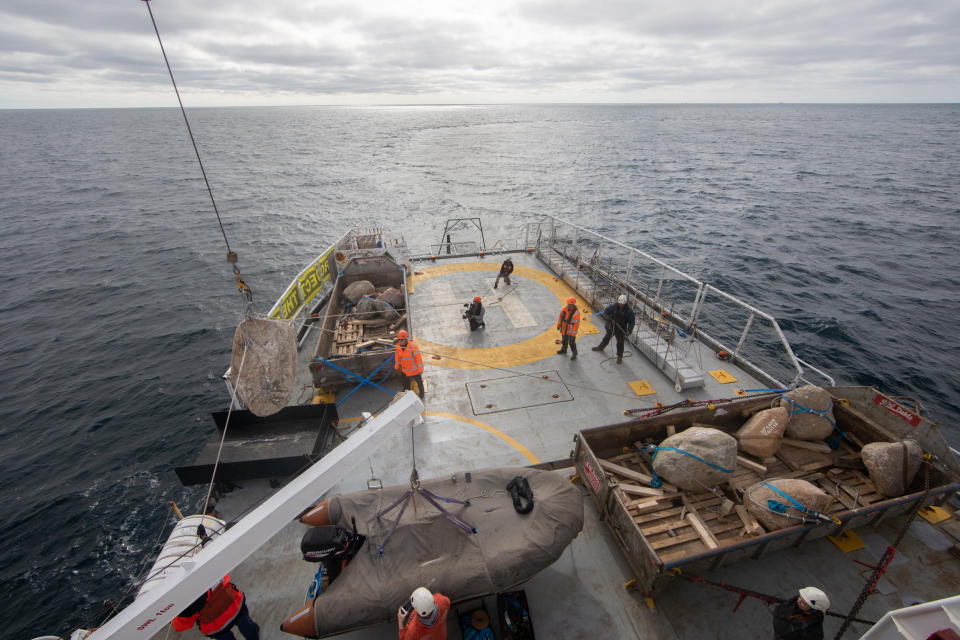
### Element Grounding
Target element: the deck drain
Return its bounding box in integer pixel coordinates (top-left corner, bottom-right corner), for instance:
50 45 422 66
432 355 442 360
485 403 495 409
480 384 487 388
552 394 560 399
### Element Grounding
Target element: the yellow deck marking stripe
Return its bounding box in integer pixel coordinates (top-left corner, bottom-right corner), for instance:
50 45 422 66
424 411 541 464
410 262 599 369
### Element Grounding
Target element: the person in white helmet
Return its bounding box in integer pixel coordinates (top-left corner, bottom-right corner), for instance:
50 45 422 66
591 294 635 364
772 586 829 640
398 586 450 640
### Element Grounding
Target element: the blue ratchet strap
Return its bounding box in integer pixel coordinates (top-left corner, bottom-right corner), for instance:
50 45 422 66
649 446 735 488
319 354 396 407
307 565 324 599
781 394 846 449
763 482 808 516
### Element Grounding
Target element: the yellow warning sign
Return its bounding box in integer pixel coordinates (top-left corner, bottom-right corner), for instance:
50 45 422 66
709 369 738 383
629 380 656 396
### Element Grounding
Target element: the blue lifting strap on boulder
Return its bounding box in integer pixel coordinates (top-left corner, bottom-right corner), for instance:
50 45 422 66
780 393 847 449
648 446 735 488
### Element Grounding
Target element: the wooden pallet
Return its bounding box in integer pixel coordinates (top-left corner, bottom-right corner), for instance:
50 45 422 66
333 325 363 355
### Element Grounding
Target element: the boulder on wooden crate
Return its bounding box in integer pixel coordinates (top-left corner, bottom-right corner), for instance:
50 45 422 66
780 385 836 441
377 287 404 309
746 479 831 531
736 407 789 458
652 426 737 491
861 440 924 497
343 280 375 303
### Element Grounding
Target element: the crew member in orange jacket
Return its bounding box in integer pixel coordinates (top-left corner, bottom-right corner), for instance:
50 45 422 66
556 297 580 360
394 330 425 399
398 586 450 640
172 575 259 640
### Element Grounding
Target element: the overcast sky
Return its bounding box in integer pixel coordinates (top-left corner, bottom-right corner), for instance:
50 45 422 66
2 0 958 108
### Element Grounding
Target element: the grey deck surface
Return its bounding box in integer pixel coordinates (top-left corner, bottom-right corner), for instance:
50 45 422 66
162 250 960 640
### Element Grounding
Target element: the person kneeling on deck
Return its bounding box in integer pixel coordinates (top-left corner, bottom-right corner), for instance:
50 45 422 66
395 330 425 399
592 294 635 364
398 586 450 640
463 296 485 331
772 586 828 640
494 257 514 289
172 575 260 640
556 297 580 360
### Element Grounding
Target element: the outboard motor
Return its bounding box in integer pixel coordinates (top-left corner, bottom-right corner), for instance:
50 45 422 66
300 518 365 585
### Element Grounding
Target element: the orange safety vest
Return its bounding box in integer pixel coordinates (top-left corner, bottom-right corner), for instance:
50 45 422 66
394 341 424 376
557 306 580 336
172 575 244 636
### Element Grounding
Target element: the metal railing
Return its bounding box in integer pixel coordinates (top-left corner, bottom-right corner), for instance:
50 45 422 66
532 216 809 388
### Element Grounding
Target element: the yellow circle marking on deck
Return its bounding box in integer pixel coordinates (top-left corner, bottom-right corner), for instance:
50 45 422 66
410 262 599 369
423 411 541 464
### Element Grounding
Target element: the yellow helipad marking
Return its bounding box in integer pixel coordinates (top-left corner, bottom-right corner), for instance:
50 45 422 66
629 380 656 396
709 369 738 383
423 411 541 464
410 262 599 369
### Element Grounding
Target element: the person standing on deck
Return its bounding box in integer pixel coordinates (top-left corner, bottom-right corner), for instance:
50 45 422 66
394 330 425 399
494 257 514 289
398 587 450 640
592 294 636 364
772 587 828 640
556 297 580 360
172 575 260 640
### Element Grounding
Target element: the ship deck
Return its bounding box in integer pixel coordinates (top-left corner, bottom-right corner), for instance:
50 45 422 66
163 248 960 640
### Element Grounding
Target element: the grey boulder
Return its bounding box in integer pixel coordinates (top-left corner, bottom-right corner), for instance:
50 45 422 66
652 426 737 491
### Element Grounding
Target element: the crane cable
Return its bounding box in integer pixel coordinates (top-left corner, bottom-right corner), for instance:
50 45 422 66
142 0 253 305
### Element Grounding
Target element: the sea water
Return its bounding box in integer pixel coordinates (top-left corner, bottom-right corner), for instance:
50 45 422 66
0 104 958 638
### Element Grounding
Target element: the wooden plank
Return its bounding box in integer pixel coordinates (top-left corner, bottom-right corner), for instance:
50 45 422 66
686 511 720 549
631 498 722 525
600 459 653 484
737 455 767 474
666 424 676 436
781 438 832 453
618 483 665 497
641 518 693 536
734 505 763 536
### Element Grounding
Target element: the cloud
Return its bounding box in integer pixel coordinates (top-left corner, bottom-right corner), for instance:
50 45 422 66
0 0 958 107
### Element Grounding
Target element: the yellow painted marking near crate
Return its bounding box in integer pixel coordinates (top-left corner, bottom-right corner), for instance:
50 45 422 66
918 505 952 524
709 369 738 383
827 529 866 552
629 380 656 396
409 262 599 369
424 411 540 464
312 388 335 404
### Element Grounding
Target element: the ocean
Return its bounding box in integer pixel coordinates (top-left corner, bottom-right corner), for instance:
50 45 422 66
0 104 958 638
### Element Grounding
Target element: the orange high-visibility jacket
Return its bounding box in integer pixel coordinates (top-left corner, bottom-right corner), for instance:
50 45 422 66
395 341 424 376
399 593 451 640
172 575 244 636
557 306 580 336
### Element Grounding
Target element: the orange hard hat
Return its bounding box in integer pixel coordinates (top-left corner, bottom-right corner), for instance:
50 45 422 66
567 297 576 304
397 330 408 339
474 296 481 302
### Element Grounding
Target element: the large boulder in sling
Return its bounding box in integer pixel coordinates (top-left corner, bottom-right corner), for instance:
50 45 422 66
779 385 836 441
377 287 404 310
746 479 831 531
861 440 924 497
652 427 737 491
736 407 789 458
343 280 375 304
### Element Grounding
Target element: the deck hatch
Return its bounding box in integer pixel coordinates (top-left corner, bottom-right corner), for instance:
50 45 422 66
466 369 573 415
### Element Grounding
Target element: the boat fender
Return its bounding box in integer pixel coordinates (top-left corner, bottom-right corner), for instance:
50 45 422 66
506 476 534 514
300 497 343 526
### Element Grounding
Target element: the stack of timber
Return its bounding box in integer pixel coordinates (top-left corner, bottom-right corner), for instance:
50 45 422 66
572 387 960 594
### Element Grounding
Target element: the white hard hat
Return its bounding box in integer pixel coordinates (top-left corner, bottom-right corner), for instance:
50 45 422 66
799 586 830 612
411 587 436 617
618 294 628 304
